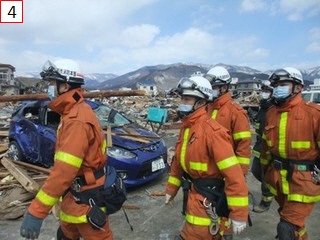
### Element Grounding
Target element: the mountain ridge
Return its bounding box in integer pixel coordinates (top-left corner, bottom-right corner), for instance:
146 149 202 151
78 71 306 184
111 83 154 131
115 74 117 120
16 63 320 91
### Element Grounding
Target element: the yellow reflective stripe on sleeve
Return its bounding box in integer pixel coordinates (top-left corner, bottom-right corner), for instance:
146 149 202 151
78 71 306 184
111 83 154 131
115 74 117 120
288 194 320 203
180 128 189 172
262 133 266 140
279 112 288 158
260 157 269 166
233 131 251 140
102 139 107 154
252 150 260 158
227 196 248 207
237 156 250 165
55 151 83 168
211 109 218 120
185 213 211 226
36 189 59 207
217 156 238 170
317 142 320 148
189 162 208 171
291 141 310 149
168 176 181 187
280 169 289 194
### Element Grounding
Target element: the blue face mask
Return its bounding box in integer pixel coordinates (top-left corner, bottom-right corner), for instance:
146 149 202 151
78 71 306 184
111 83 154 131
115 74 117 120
178 104 194 118
48 85 57 100
179 104 193 112
273 86 290 99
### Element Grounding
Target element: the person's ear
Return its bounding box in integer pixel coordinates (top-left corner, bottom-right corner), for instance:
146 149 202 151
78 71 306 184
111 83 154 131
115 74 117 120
59 83 70 94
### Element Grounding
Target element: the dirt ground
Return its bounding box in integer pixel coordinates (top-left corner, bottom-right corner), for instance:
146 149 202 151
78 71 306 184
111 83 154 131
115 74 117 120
0 130 320 240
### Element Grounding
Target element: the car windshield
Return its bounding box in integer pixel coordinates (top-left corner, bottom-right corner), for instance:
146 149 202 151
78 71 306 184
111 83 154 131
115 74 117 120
93 105 131 128
301 92 311 101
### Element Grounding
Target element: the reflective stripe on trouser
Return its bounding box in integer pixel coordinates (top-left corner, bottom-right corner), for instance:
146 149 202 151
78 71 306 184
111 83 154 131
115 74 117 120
61 218 113 240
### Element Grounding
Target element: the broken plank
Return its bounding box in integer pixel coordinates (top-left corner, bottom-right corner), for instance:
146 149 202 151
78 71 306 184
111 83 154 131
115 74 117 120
12 160 51 174
1 157 40 193
0 90 146 102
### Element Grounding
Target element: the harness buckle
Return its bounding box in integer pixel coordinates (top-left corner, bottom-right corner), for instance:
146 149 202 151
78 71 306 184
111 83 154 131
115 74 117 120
203 197 212 208
274 159 282 170
72 177 81 192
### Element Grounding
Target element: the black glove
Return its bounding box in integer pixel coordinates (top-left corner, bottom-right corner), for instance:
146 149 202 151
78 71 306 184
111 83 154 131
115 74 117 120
20 211 44 239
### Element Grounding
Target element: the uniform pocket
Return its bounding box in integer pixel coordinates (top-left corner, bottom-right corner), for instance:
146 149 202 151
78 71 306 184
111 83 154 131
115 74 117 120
264 124 277 148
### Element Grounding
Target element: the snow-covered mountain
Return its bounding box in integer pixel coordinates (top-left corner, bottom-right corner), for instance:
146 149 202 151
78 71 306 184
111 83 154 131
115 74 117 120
16 63 320 90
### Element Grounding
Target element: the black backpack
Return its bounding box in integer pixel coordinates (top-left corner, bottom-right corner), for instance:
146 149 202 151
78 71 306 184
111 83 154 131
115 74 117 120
102 165 127 214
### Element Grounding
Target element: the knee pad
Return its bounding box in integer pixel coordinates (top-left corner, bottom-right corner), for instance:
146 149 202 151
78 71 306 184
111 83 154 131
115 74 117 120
277 221 297 240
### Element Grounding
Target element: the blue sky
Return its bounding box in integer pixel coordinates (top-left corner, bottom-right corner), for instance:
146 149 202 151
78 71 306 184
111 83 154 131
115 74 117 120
1 0 320 75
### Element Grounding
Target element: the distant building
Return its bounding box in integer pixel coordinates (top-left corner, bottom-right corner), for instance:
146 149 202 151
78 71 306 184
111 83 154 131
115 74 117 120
136 79 158 96
0 63 19 95
235 78 261 97
309 78 320 90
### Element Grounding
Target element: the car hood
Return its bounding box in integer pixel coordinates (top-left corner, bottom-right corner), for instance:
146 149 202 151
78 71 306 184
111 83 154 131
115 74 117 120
110 125 163 150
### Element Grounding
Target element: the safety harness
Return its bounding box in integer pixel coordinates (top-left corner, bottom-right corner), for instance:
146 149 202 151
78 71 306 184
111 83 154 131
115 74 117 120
272 155 317 181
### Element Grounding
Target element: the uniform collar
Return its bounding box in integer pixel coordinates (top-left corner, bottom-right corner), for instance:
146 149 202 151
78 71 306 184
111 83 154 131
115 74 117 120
48 88 84 115
209 92 232 109
275 93 303 112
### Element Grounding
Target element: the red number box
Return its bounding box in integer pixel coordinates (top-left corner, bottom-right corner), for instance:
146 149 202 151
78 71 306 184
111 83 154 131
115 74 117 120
0 0 23 23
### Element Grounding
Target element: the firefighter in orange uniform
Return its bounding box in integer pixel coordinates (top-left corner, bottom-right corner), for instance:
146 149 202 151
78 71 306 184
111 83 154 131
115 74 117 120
165 75 248 240
260 67 320 239
205 66 252 175
20 59 113 240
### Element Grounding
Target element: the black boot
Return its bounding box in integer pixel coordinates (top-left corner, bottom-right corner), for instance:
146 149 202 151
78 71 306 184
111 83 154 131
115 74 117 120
253 199 272 213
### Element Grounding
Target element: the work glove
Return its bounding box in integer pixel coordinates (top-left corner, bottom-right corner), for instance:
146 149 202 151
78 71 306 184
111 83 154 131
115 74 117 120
20 211 44 239
231 219 246 235
165 193 173 205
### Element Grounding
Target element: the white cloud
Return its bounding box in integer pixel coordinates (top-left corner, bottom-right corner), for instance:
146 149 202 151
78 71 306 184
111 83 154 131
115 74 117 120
120 24 160 48
280 0 320 21
241 0 267 12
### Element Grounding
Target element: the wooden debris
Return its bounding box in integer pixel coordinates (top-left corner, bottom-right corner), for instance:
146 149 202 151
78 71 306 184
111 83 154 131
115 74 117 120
1 157 40 193
150 190 166 196
12 160 51 174
0 90 146 102
122 204 140 210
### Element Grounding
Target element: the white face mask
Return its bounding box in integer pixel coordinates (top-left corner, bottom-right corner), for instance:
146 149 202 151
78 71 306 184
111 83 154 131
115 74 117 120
261 92 271 100
178 104 193 112
48 85 57 100
273 86 291 99
211 89 219 99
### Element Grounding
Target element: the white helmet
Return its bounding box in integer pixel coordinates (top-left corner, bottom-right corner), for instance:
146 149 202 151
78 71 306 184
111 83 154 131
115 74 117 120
177 75 213 101
205 66 231 86
269 67 303 87
40 59 84 85
261 80 273 92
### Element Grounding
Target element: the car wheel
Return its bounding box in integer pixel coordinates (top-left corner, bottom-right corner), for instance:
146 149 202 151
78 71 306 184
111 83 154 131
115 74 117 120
8 141 25 161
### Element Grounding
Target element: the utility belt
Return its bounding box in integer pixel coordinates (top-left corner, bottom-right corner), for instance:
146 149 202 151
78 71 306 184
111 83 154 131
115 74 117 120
71 167 106 192
69 166 127 229
272 156 317 182
181 174 228 217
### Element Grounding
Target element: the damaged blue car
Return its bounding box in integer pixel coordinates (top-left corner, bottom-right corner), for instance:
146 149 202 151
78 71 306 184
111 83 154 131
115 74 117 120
8 100 168 187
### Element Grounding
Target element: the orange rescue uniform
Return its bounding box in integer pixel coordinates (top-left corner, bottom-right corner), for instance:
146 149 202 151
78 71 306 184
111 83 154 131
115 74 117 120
260 93 320 239
207 92 252 175
28 89 113 240
166 106 248 240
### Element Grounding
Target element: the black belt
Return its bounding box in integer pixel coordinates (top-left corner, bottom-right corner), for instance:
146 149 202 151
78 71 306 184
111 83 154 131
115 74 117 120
272 156 316 181
74 167 106 188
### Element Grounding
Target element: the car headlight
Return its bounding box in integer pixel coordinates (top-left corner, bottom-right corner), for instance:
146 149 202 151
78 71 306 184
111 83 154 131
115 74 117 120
107 146 136 159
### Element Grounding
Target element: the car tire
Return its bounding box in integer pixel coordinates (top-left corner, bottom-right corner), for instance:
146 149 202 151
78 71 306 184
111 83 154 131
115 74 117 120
8 141 25 161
